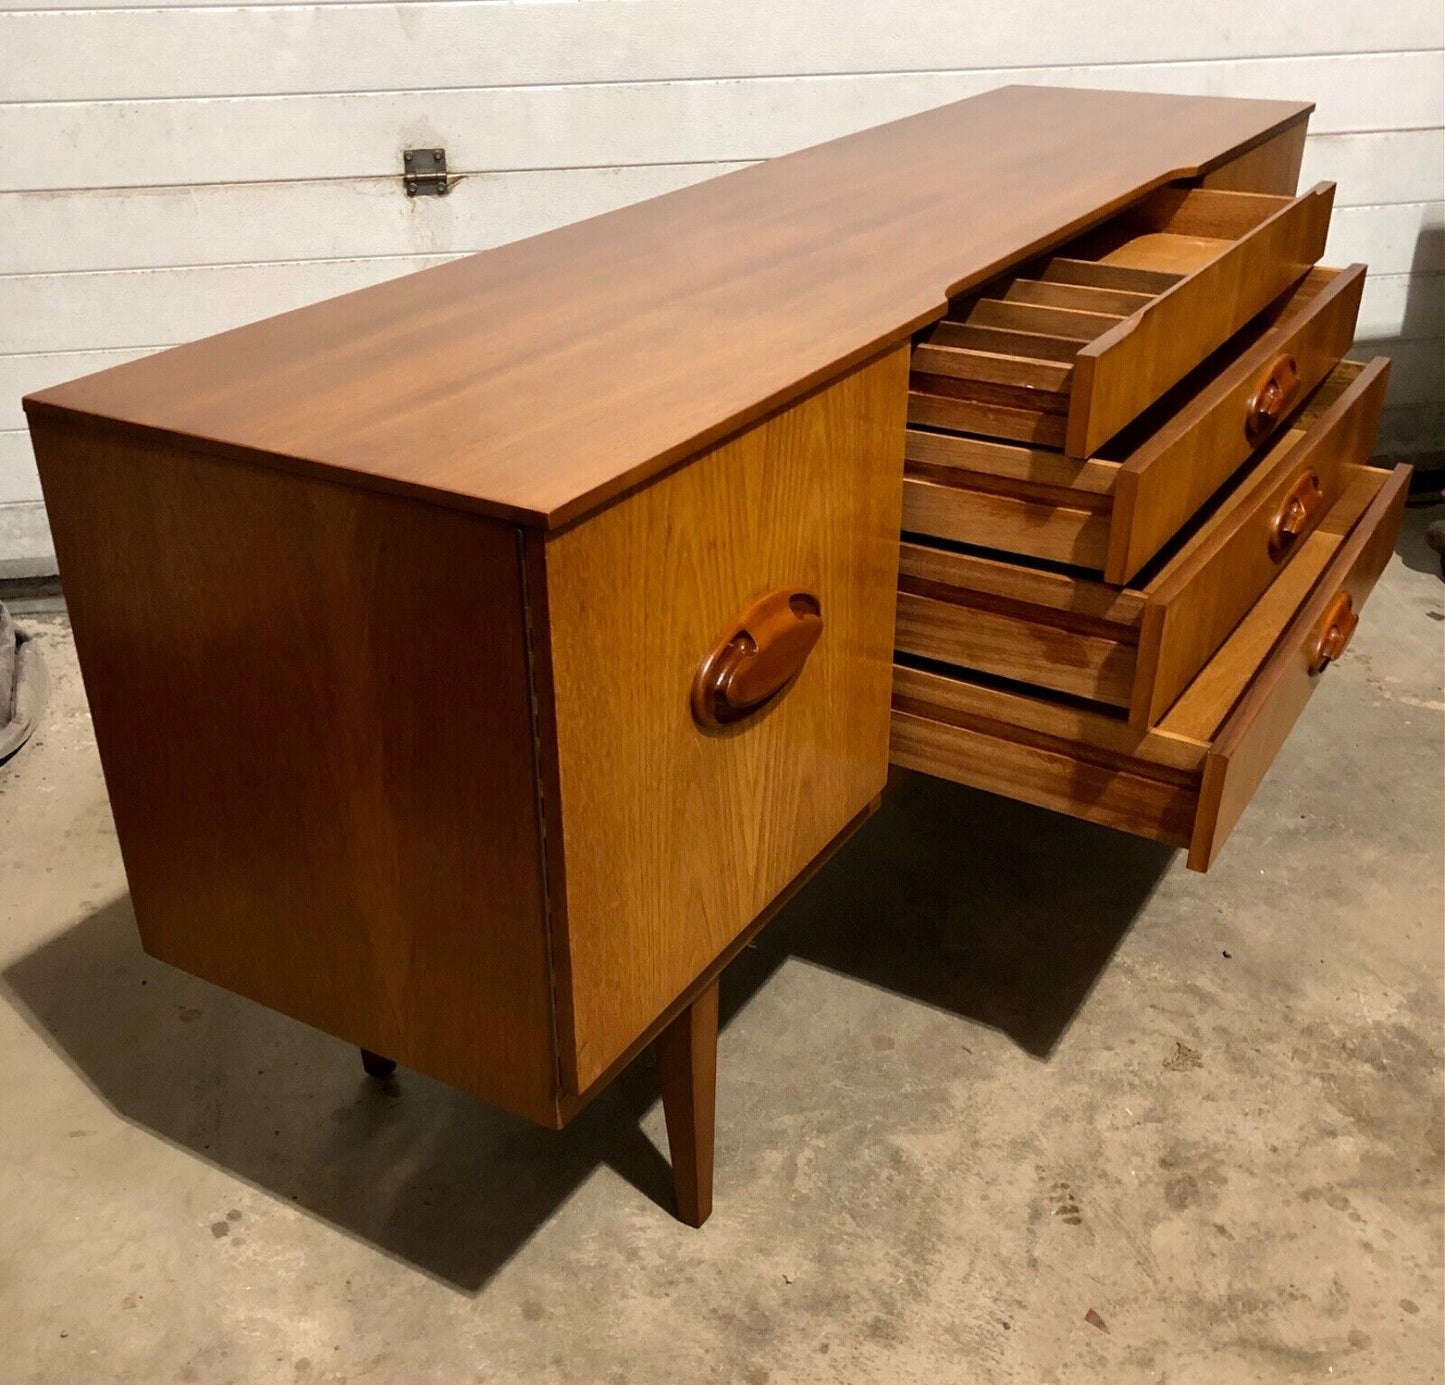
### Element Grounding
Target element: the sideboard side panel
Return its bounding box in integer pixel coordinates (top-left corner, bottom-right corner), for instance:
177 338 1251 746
1198 116 1309 195
33 421 561 1125
540 347 909 1092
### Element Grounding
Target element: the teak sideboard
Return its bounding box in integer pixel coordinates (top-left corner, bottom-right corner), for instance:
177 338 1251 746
24 87 1409 1227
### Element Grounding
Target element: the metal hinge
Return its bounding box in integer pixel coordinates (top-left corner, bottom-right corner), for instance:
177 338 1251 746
403 148 449 197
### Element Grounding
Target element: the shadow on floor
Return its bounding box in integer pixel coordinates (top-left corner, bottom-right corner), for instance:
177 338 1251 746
4 893 679 1293
737 772 1174 1060
1396 499 1445 581
2 773 1168 1292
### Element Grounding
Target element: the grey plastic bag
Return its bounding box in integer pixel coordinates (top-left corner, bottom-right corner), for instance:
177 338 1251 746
0 603 47 763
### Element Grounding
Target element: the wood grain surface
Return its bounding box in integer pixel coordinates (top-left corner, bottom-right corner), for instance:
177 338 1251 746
1189 463 1409 869
25 87 1310 529
894 590 1137 707
1199 120 1309 195
538 350 907 1091
1104 263 1366 582
889 709 1198 848
1067 183 1334 456
900 474 1110 569
1132 358 1390 728
31 419 564 1124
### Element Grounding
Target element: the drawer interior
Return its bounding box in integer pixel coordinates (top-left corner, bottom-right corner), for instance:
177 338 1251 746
903 267 1354 574
911 256 1334 453
910 188 1326 452
1059 185 1300 276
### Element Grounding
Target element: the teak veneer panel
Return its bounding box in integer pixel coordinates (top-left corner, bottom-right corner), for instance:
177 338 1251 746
1106 263 1366 582
1189 463 1408 869
1066 184 1335 457
1198 121 1309 196
896 588 1137 707
25 87 1311 528
1132 358 1389 728
30 420 562 1125
538 350 907 1091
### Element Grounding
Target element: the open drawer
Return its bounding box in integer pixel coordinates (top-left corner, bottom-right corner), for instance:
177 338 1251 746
906 261 1363 582
897 357 1392 729
890 461 1410 871
910 181 1335 462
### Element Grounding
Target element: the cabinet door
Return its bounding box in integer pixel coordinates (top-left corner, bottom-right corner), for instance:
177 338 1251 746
538 347 908 1093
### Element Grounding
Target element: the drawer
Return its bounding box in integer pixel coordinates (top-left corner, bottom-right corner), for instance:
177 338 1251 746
910 181 1335 460
896 357 1391 728
905 262 1364 581
890 461 1410 871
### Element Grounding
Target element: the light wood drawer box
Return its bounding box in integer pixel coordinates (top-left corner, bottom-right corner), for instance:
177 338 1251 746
891 461 1410 871
909 181 1335 461
905 263 1365 582
896 357 1391 728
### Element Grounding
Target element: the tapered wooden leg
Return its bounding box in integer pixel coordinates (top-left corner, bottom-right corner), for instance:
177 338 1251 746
359 1048 396 1079
655 979 719 1227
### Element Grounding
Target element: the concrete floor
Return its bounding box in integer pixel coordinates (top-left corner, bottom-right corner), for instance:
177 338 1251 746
1 508 1441 1385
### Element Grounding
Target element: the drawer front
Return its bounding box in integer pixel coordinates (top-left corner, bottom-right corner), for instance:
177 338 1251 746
890 463 1410 872
541 348 907 1093
1106 263 1366 582
1132 357 1390 728
913 184 1336 472
905 264 1357 582
895 358 1386 725
1067 183 1335 456
1189 462 1409 869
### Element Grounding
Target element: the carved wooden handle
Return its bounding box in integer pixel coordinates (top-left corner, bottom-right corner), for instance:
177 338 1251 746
1308 590 1359 675
1268 469 1324 558
691 589 823 728
1246 351 1301 444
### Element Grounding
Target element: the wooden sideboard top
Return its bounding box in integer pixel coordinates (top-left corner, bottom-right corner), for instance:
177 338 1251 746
25 85 1310 529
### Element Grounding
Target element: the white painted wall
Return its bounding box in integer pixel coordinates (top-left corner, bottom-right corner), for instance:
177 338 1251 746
2 0 1441 575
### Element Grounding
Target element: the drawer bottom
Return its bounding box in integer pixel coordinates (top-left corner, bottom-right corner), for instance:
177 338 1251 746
890 463 1409 871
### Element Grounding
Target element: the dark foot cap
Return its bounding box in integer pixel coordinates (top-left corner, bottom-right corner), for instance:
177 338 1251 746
360 1048 397 1079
